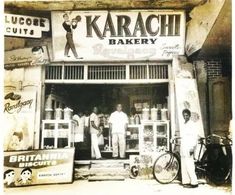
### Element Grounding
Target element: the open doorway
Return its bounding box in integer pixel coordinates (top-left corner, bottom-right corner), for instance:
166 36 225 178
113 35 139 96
44 83 169 160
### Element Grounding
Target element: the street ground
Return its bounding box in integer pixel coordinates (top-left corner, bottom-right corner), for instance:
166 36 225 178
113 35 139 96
4 179 232 195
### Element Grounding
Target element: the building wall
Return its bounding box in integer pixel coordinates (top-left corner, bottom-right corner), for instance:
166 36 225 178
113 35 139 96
206 60 223 80
194 58 231 136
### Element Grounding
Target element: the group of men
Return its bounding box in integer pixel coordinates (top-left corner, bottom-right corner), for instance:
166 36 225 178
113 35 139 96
73 103 128 160
73 104 199 188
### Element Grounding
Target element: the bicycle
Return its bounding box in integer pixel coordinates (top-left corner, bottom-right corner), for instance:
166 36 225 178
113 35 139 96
152 134 232 185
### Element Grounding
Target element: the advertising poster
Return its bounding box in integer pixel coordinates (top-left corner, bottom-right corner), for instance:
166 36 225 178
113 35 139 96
3 148 75 187
51 10 185 61
5 13 50 38
3 90 37 151
4 46 50 70
175 78 205 157
129 154 159 179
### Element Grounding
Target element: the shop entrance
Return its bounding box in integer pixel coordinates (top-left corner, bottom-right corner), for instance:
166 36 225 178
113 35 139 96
43 83 169 160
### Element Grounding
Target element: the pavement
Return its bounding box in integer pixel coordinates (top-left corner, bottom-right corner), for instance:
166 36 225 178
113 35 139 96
4 179 232 195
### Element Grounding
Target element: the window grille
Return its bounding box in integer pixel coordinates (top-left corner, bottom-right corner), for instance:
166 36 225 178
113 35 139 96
45 65 62 80
149 65 168 79
64 66 84 80
88 65 126 80
130 65 147 79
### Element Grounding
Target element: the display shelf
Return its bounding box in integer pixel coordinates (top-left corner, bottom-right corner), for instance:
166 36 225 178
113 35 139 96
126 125 140 152
139 120 170 154
101 121 169 154
41 120 76 149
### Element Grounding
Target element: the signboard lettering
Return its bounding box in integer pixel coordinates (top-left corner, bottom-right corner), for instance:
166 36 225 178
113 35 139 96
4 149 74 187
86 12 181 40
4 46 49 69
5 14 50 38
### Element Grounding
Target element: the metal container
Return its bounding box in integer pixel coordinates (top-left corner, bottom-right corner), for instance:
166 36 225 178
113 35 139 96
45 108 53 120
142 108 150 120
54 108 63 120
161 108 168 121
151 107 158 121
129 116 135 124
64 107 73 120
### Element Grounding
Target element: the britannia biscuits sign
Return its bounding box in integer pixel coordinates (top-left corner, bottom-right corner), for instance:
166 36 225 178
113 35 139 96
4 148 75 187
51 10 185 61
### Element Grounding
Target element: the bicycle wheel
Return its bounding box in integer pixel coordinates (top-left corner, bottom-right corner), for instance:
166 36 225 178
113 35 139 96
201 145 232 185
153 152 180 184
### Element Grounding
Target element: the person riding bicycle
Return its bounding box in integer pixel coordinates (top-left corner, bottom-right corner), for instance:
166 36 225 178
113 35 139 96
180 109 199 188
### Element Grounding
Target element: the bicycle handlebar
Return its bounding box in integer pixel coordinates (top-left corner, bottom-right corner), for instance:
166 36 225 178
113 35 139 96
171 134 232 146
206 134 232 145
170 137 181 145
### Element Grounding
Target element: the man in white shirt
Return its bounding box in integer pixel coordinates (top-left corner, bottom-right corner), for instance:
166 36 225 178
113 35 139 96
180 109 199 188
109 104 128 159
90 107 102 160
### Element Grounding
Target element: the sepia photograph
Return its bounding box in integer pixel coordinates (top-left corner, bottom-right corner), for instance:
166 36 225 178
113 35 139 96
2 0 233 195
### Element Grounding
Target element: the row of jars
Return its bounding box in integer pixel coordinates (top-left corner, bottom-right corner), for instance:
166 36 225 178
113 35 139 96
142 107 168 121
45 107 73 120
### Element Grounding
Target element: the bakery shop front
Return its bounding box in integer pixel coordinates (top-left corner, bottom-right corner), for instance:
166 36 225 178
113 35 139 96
41 10 186 160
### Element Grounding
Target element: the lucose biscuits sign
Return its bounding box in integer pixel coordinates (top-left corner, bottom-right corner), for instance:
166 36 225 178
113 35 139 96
4 46 49 69
3 148 75 187
51 10 185 61
5 13 50 38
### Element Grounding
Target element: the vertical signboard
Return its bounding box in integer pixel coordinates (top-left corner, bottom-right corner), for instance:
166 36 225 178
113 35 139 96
4 90 37 151
175 78 205 157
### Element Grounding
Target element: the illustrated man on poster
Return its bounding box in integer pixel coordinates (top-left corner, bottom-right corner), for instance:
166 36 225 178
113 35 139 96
31 46 47 65
62 13 82 59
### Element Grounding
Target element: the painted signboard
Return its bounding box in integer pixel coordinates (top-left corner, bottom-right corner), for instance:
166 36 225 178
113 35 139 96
51 10 185 61
4 46 49 69
175 78 205 157
5 13 50 38
3 90 37 152
3 148 75 187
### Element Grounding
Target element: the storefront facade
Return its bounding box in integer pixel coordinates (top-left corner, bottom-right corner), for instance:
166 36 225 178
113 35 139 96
4 0 232 180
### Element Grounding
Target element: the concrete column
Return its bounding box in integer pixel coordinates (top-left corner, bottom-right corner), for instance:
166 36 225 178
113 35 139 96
194 60 209 135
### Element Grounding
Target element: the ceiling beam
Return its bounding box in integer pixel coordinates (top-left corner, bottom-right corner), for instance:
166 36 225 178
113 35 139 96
5 0 207 11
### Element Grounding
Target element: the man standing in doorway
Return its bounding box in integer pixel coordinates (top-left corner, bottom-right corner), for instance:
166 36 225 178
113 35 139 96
90 107 102 160
62 13 82 59
109 104 128 159
180 109 199 188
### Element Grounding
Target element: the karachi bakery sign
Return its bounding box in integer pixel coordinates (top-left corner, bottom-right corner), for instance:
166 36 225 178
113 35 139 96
51 10 185 61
